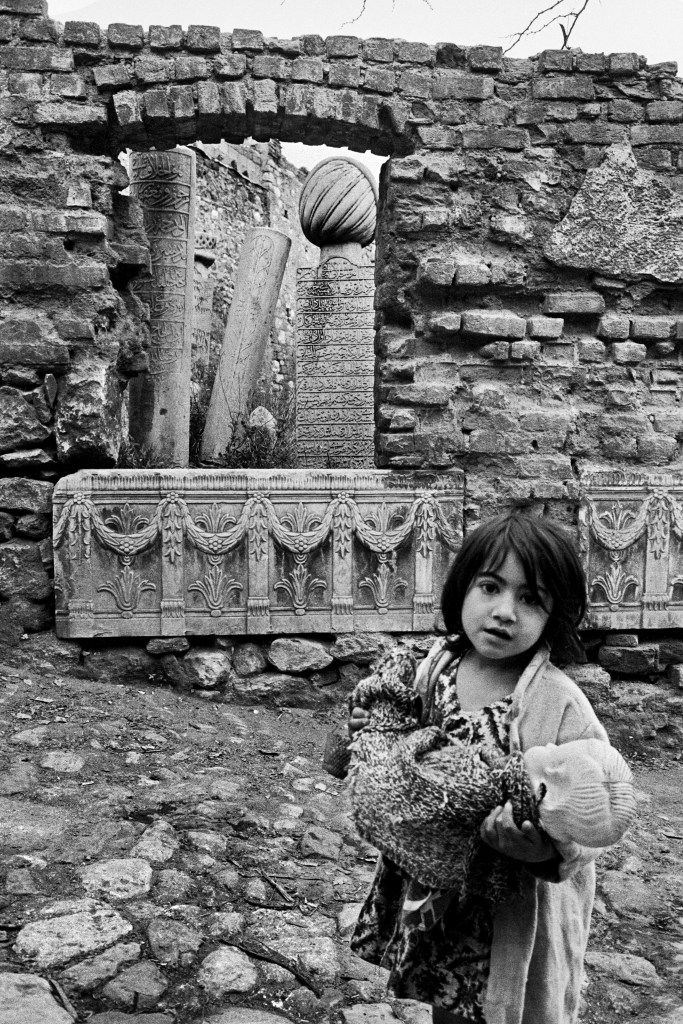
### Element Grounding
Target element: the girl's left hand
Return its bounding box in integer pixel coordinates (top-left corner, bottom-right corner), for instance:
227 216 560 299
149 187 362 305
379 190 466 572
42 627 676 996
480 801 557 863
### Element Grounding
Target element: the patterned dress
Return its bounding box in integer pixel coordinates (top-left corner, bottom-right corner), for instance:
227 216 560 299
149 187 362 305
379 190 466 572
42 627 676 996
350 658 514 1020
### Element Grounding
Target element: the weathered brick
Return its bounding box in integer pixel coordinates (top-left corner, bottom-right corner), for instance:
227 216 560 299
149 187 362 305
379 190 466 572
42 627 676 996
231 28 263 51
598 644 658 674
213 53 246 78
250 54 288 80
461 310 526 339
186 24 220 52
134 56 172 84
329 62 361 89
612 341 647 364
0 16 10 40
510 340 541 361
417 256 455 288
575 53 607 73
325 35 359 58
252 77 278 113
291 56 323 83
93 64 132 89
527 315 563 339
542 292 605 316
0 46 72 71
221 81 247 116
427 312 461 336
265 37 301 57
386 383 450 406
597 313 630 339
577 339 607 362
531 77 595 101
609 99 644 122
469 46 503 71
646 99 683 122
563 122 628 144
113 89 143 128
51 72 87 98
398 69 431 97
8 71 44 98
283 82 314 120
300 34 324 56
478 341 510 361
143 88 169 120
395 40 432 64
363 37 393 62
17 19 55 42
0 259 108 291
630 316 675 340
0 0 46 12
149 25 183 50
169 84 195 121
455 262 490 286
34 101 107 133
538 49 573 72
196 80 220 116
174 55 208 81
653 412 683 438
462 127 528 150
433 72 493 100
108 23 144 48
631 123 683 145
416 125 459 149
62 20 100 45
363 67 394 94
609 52 640 74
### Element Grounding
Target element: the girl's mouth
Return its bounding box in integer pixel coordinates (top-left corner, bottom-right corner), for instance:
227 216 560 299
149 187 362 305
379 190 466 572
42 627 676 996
484 627 512 641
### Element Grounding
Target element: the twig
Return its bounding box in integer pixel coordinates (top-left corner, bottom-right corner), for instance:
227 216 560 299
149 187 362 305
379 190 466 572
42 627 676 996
504 0 593 54
662 832 683 841
227 936 324 997
262 871 295 903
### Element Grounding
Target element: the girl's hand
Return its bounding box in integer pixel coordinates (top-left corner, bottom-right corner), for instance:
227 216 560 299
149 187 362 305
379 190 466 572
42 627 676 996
348 706 370 737
480 801 557 863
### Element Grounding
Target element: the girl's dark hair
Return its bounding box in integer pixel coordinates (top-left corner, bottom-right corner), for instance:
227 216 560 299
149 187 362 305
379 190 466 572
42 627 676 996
441 511 587 663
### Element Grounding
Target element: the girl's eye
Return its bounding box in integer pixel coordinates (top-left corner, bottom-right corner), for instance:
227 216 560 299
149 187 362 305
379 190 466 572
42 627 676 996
480 581 498 595
521 592 540 606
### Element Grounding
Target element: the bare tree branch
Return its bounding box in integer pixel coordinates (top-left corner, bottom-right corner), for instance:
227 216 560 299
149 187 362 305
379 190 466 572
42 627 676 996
342 0 432 28
504 0 594 54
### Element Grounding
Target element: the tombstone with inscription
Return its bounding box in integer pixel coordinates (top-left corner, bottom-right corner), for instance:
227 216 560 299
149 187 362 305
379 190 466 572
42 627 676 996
128 147 196 467
296 157 378 469
193 230 217 374
200 228 291 463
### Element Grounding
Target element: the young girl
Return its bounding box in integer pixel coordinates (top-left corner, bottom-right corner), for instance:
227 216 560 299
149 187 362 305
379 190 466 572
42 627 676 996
348 510 611 1024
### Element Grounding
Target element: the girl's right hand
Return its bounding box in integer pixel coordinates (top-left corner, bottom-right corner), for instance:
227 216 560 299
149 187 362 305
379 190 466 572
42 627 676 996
348 706 370 737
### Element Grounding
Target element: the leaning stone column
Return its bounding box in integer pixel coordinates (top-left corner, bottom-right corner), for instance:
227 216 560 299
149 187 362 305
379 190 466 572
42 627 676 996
200 227 291 464
128 147 196 467
296 157 378 468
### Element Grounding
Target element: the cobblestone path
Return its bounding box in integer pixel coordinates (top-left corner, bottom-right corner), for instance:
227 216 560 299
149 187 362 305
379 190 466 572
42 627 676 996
0 650 682 1024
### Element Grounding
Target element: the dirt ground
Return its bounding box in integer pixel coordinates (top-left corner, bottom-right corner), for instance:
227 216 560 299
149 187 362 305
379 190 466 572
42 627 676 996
0 642 682 1023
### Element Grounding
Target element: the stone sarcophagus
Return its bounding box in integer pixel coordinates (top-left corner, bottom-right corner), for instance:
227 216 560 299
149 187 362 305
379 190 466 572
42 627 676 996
53 470 463 639
580 471 683 629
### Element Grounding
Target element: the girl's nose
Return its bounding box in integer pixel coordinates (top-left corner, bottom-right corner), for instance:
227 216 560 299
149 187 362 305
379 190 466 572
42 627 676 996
493 592 516 621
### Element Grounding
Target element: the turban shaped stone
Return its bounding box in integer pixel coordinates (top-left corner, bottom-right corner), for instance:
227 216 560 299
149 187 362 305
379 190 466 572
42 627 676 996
299 156 378 248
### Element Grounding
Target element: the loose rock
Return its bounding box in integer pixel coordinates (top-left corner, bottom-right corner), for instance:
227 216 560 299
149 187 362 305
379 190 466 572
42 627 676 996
81 859 154 900
101 961 169 1010
0 972 74 1024
268 638 333 673
197 946 260 997
14 900 133 968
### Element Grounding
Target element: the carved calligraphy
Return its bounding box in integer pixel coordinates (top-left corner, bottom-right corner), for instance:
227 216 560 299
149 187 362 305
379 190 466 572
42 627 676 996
128 148 196 467
296 258 375 469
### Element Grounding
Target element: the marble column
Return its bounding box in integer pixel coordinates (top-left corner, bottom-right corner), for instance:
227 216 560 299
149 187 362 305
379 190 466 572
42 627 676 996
128 147 196 467
296 156 378 468
200 227 291 464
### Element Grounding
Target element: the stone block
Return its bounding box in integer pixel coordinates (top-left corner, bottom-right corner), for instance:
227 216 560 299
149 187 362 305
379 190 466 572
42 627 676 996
598 645 658 675
186 24 220 52
63 20 100 45
300 33 324 55
175 56 209 81
0 15 10 40
609 52 640 74
478 341 510 361
637 434 678 462
575 53 607 73
630 316 675 340
527 315 563 339
631 124 683 145
329 62 361 89
538 49 573 72
0 477 52 513
197 80 220 116
325 35 359 58
489 213 532 245
469 45 503 71
93 63 132 88
461 310 526 339
231 28 264 51
667 665 683 688
363 66 394 93
597 314 630 339
612 341 647 364
291 56 323 83
427 312 461 336
510 340 541 361
133 56 172 84
432 72 493 100
149 24 183 49
220 81 247 117
462 127 528 149
398 69 431 97
455 262 490 286
531 77 595 101
563 122 629 144
0 45 73 71
609 99 644 123
646 99 683 122
395 39 432 63
542 292 605 316
252 77 278 114
113 89 143 129
107 23 144 48
213 53 246 78
363 37 393 62
253 54 290 80
417 256 455 288
386 383 451 406
605 633 639 648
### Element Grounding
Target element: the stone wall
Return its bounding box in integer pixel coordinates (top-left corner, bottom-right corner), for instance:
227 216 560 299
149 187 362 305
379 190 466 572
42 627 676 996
2 0 683 740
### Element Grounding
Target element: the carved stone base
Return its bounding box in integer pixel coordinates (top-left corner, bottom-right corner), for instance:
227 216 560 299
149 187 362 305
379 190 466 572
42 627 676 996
53 469 463 638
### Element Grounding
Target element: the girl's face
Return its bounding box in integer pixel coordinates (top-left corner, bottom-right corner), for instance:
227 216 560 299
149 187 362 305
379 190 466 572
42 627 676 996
460 550 552 665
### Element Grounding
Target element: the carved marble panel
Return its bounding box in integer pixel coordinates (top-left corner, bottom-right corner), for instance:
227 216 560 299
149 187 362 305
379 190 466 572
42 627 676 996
580 471 683 629
296 258 375 468
53 469 464 639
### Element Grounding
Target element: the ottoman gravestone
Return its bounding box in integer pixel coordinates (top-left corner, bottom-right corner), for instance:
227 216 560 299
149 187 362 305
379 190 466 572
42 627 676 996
192 230 217 374
200 228 291 463
128 147 196 467
295 157 378 469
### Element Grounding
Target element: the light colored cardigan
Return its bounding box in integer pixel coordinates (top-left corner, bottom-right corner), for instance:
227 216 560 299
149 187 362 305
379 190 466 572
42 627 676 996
416 641 610 1024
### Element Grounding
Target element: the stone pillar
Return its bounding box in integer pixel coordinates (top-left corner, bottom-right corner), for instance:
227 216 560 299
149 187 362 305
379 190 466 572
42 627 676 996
200 227 291 464
128 147 196 467
296 157 378 469
193 231 217 375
